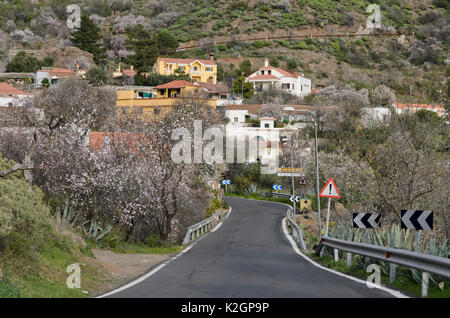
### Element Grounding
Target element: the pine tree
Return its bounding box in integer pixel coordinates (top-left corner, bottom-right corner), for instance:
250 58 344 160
157 29 178 55
70 15 106 64
125 24 158 73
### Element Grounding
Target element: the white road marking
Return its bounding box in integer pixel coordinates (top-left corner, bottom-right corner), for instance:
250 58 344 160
97 243 195 298
97 206 232 298
281 217 409 298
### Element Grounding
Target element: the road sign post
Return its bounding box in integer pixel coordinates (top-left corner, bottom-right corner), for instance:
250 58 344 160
319 178 341 237
222 179 231 193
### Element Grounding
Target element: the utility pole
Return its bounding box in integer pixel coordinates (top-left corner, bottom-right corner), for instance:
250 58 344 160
290 139 295 214
283 107 321 239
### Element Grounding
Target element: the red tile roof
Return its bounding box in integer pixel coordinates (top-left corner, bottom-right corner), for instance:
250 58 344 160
248 74 280 80
89 131 151 153
123 69 137 77
154 80 198 89
195 82 230 94
0 83 33 96
38 68 76 79
157 57 216 66
394 103 444 110
260 66 297 78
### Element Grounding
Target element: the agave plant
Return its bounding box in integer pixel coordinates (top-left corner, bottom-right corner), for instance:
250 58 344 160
88 219 113 242
54 198 82 227
330 222 449 287
244 183 258 195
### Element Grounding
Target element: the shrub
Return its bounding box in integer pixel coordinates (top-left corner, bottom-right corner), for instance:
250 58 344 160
294 40 307 49
206 198 222 217
0 155 50 238
86 67 108 86
252 40 265 48
5 51 42 73
286 58 298 70
42 56 54 67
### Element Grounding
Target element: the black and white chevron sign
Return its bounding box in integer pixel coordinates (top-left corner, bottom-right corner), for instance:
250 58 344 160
352 213 382 229
401 210 433 231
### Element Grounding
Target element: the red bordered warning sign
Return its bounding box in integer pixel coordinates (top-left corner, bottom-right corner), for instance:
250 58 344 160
319 178 341 198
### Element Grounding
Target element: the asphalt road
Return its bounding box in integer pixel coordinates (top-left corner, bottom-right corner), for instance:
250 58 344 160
105 197 395 298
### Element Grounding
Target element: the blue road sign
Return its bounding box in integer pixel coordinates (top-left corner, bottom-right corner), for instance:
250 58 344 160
222 180 231 185
272 185 282 190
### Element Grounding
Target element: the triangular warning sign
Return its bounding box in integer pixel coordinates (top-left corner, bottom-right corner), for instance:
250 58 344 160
319 178 341 198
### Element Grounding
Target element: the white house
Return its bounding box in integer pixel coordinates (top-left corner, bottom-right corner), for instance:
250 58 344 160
392 103 446 117
246 58 311 97
0 82 33 107
361 107 391 127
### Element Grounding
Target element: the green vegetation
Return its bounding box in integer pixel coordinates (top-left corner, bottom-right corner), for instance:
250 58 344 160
6 51 42 73
125 24 158 73
0 155 106 297
70 15 106 64
86 67 108 86
233 75 254 98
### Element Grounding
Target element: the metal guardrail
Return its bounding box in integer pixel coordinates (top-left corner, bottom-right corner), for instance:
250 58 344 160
182 210 222 245
267 192 291 198
317 236 450 297
286 208 307 250
317 236 450 279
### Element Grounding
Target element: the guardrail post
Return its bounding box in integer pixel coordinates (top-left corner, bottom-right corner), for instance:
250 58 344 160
334 249 339 261
422 272 429 298
346 252 352 268
389 263 396 284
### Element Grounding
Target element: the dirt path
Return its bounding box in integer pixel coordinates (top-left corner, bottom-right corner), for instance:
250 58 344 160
91 249 171 296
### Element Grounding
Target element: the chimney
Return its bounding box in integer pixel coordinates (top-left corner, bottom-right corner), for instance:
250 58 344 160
264 57 269 67
210 52 214 61
130 65 134 71
76 64 80 71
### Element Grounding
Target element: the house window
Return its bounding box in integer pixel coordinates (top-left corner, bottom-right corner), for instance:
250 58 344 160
301 85 303 91
292 84 294 90
154 107 161 115
264 123 270 128
220 94 227 99
179 66 184 71
261 70 264 75
206 67 212 72
281 83 290 89
268 70 271 75
193 66 198 71
234 117 239 123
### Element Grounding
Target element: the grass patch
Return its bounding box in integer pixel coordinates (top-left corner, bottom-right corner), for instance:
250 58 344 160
0 226 109 298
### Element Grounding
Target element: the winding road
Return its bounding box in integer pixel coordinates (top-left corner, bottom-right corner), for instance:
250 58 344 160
103 197 398 298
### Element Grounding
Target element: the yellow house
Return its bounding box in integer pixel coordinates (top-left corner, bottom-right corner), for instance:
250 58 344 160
154 55 217 84
116 80 216 120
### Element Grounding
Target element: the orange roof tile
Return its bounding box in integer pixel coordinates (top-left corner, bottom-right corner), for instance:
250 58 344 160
123 69 137 77
260 66 297 78
248 74 280 80
154 80 198 89
0 82 33 96
394 103 444 110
